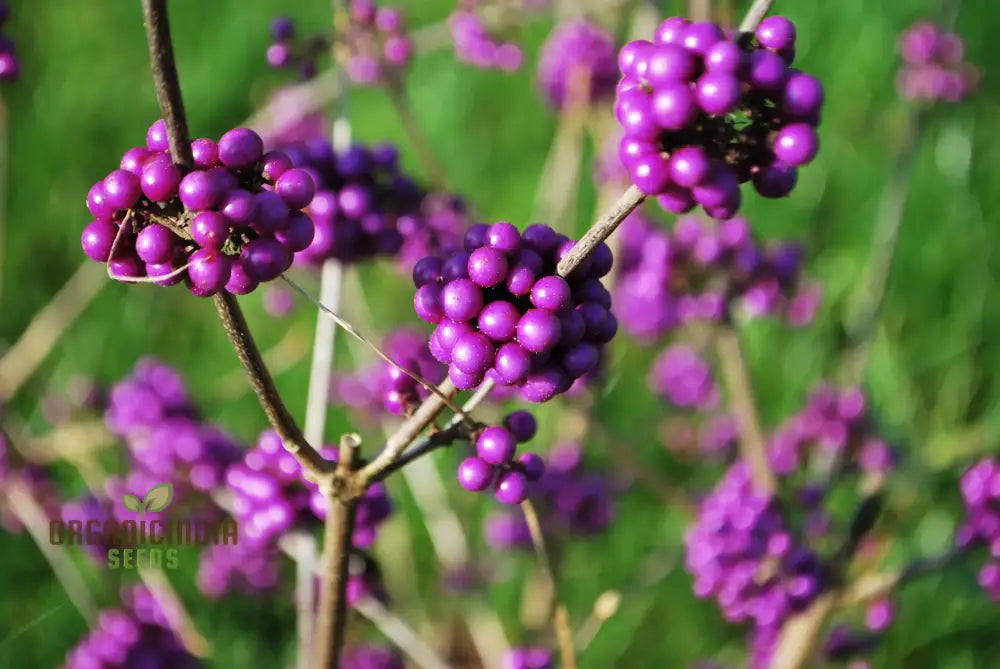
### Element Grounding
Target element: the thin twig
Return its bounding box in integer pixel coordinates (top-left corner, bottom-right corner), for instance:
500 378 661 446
372 422 472 482
521 499 577 669
141 0 331 480
141 0 193 167
574 590 621 653
555 185 644 276
5 483 98 626
715 323 776 495
315 433 362 669
137 566 212 657
770 594 834 669
0 262 106 400
354 597 454 669
214 292 331 479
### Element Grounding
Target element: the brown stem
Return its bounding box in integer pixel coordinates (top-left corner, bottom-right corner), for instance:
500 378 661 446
214 292 331 479
715 323 776 495
315 434 362 669
555 185 644 276
140 0 329 479
141 0 193 168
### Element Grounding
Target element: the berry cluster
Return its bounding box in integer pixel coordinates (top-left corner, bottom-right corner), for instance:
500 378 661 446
413 222 617 402
685 462 826 666
343 645 404 669
396 192 473 273
457 411 545 505
614 213 820 342
537 19 618 110
897 22 978 103
615 16 824 218
64 586 198 669
484 441 615 548
957 457 1000 601
266 15 328 80
502 647 554 669
0 3 17 82
449 7 523 72
277 138 421 265
331 328 446 419
105 358 242 499
768 385 895 481
342 0 413 85
649 345 719 410
81 122 317 296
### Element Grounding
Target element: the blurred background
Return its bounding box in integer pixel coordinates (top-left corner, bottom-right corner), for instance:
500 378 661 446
1 0 999 667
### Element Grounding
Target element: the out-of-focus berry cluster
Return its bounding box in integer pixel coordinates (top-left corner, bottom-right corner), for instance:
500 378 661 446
449 3 523 72
484 441 615 546
267 4 413 85
104 358 242 501
614 213 820 342
81 122 317 296
685 462 826 668
686 385 895 667
266 15 328 80
277 138 420 266
897 22 978 103
396 192 473 273
342 0 413 85
458 411 545 505
957 457 1000 601
413 222 616 402
331 327 446 420
768 385 895 483
64 586 199 669
616 16 824 218
0 3 17 82
537 19 618 110
343 644 404 669
210 429 392 597
501 647 554 669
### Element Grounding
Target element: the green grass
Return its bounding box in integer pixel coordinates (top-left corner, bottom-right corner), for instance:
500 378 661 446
2 0 1000 667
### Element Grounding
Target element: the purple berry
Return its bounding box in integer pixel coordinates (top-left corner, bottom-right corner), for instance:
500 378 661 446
414 283 445 323
441 278 484 322
458 457 494 492
503 411 537 443
218 128 264 168
756 16 796 51
275 168 316 209
140 156 182 203
191 138 220 168
191 211 230 250
517 453 545 481
530 276 572 312
516 309 562 353
494 342 532 385
187 249 232 297
240 237 292 281
773 123 819 166
179 170 224 211
478 300 521 342
495 470 528 505
468 246 509 288
477 426 517 465
451 332 495 375
135 224 176 264
146 120 169 151
81 220 118 262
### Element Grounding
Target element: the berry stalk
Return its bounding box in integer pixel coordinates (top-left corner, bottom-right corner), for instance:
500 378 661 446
140 0 330 480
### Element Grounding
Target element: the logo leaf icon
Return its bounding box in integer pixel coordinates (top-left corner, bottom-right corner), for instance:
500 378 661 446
142 483 174 513
121 493 142 513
